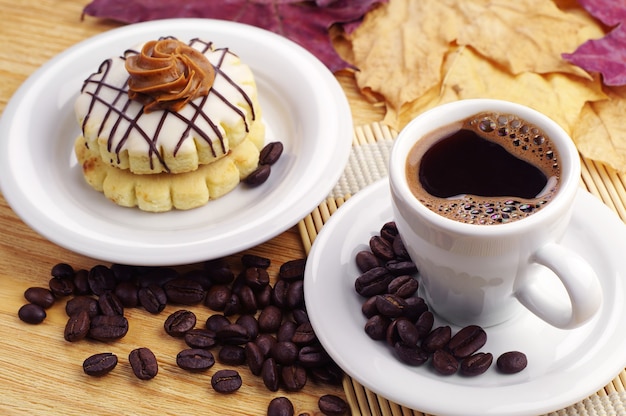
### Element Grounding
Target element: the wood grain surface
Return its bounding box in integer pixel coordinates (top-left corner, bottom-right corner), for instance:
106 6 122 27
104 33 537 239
0 1 383 415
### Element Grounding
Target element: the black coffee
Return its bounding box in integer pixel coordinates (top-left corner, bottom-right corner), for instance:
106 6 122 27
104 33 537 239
406 111 561 224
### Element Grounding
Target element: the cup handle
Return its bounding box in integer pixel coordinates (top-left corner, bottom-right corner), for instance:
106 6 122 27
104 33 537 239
514 243 602 329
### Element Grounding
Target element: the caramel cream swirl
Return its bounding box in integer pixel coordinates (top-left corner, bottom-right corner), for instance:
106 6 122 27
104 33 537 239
125 38 216 112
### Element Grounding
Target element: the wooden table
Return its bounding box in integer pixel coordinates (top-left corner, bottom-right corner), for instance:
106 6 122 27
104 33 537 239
4 2 626 416
0 1 384 415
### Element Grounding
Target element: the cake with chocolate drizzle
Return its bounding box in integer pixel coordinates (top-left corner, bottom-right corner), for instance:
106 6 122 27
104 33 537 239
74 37 265 212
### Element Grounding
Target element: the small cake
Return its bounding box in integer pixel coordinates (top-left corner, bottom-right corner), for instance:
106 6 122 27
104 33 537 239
74 37 265 211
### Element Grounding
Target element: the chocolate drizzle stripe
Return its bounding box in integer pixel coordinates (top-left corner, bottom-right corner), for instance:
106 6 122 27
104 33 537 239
79 37 255 173
214 65 256 121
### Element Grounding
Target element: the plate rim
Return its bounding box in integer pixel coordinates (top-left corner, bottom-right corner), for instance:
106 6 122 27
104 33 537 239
304 178 626 416
0 18 353 265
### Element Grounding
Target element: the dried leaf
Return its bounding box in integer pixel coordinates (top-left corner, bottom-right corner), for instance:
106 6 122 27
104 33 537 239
563 18 626 85
386 46 606 133
572 86 626 170
82 0 386 72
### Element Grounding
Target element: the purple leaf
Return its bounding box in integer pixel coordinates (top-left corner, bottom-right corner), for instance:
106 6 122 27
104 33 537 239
562 0 626 85
82 0 387 72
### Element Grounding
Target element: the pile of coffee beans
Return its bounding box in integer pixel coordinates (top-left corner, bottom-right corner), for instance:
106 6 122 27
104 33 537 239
354 221 527 376
17 254 349 415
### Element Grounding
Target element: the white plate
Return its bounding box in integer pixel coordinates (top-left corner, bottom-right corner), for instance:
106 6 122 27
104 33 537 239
0 19 352 266
305 179 626 416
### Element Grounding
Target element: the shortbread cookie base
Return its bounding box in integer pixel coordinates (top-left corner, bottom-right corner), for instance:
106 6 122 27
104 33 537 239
75 132 263 212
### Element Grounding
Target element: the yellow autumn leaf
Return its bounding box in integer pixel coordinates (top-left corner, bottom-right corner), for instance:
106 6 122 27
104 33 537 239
345 0 602 114
386 46 606 134
572 86 626 170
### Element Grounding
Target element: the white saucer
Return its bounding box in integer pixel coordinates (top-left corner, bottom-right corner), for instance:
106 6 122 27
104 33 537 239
0 19 352 266
305 179 626 416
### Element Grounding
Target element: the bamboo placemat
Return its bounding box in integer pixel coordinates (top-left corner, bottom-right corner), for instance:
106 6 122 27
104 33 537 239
298 122 626 416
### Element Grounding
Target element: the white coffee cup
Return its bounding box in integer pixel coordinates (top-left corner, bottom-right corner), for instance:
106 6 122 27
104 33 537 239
389 99 602 329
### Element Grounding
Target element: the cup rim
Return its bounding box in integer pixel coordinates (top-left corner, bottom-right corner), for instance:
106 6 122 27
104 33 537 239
389 99 581 235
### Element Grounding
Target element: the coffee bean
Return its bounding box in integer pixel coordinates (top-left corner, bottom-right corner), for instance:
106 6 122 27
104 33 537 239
361 296 379 318
244 267 270 291
241 253 271 269
49 276 75 298
138 284 167 314
164 278 206 305
137 267 177 288
422 325 451 353
355 250 382 273
298 344 332 368
461 352 493 376
89 314 129 341
262 358 280 391
267 396 294 416
496 351 527 374
277 320 297 342
271 341 299 366
259 141 283 166
255 334 277 357
64 310 91 342
236 314 259 340
387 275 418 298
176 348 215 372
216 323 250 345
205 285 231 311
271 279 289 309
114 281 138 308
402 296 428 321
354 267 394 297
393 342 429 366
18 303 46 324
184 328 217 349
415 311 434 338
237 285 258 314
223 293 242 316
83 352 118 377
72 269 91 296
318 394 349 416
364 315 390 341
211 369 242 393
281 364 307 391
245 342 265 376
110 263 135 282
448 325 487 359
129 347 158 380
369 235 395 261
292 322 316 346
181 269 212 290
65 295 99 318
88 265 116 295
279 259 307 281
392 234 410 260
385 260 418 277
380 221 399 240
97 291 124 316
286 280 304 309
387 317 420 346
258 305 283 333
310 362 344 386
164 309 197 337
205 314 230 332
204 258 235 284
51 262 75 280
375 294 407 318
244 164 271 186
255 285 273 309
24 287 55 309
432 349 459 375
218 345 246 365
